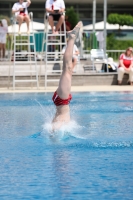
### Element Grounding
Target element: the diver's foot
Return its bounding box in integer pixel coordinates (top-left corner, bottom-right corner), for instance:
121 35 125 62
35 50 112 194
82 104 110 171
67 21 82 39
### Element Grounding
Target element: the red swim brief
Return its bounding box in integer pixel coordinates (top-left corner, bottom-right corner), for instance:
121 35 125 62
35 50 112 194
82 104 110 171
19 13 27 17
52 91 72 106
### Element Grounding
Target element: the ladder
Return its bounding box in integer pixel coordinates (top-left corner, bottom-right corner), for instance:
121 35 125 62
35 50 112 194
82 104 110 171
42 13 67 88
11 12 39 89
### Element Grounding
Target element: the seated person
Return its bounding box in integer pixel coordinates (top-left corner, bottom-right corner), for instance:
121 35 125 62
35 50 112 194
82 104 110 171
117 47 133 86
62 39 79 70
12 0 31 34
45 0 65 34
61 15 71 32
64 15 71 31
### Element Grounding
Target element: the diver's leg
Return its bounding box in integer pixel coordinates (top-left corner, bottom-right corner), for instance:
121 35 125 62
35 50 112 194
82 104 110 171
57 21 82 99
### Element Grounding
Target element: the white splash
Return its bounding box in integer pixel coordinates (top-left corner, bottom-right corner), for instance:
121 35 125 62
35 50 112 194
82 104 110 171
34 101 88 140
42 120 88 140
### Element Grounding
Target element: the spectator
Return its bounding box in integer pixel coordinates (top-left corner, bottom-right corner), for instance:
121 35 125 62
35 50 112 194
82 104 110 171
45 0 65 34
65 15 71 31
12 0 31 34
0 19 8 61
62 39 79 70
117 47 133 86
61 15 71 32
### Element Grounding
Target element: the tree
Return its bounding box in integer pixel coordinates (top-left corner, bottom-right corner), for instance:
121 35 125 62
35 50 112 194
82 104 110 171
65 6 79 29
107 13 133 28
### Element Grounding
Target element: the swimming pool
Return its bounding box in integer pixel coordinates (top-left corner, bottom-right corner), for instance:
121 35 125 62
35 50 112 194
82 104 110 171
0 92 133 200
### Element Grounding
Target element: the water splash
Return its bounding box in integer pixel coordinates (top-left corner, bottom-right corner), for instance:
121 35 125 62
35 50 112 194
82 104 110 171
29 98 133 148
41 120 88 140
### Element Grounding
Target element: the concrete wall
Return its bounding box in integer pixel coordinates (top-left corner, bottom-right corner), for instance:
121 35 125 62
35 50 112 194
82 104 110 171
0 73 129 89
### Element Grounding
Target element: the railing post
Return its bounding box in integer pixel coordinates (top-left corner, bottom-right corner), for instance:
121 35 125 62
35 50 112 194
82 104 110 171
103 0 107 55
103 0 107 72
92 0 96 49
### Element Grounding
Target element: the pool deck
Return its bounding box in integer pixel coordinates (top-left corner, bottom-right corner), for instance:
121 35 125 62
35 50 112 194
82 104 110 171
0 85 133 93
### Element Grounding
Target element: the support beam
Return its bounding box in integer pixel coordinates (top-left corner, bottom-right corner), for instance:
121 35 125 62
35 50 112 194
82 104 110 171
92 0 96 48
103 0 107 54
92 0 96 33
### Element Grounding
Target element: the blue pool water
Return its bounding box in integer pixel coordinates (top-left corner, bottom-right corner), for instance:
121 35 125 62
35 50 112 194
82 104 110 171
0 92 133 200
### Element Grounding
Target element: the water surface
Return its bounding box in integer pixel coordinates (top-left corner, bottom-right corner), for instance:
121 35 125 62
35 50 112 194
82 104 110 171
0 92 133 200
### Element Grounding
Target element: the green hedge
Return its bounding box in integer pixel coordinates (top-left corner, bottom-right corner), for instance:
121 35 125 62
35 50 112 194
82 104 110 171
107 13 133 27
107 34 133 50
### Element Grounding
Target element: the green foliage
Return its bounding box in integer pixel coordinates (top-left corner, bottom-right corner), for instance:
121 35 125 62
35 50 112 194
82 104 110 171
65 6 79 29
107 13 133 27
107 33 133 59
0 15 10 25
107 14 120 25
83 36 91 50
107 33 133 50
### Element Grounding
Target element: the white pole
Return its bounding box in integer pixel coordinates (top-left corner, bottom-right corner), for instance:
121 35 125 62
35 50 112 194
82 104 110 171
103 0 107 54
93 0 96 33
92 0 96 48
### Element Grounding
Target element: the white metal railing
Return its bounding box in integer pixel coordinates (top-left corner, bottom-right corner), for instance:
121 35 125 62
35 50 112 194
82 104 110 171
0 29 125 75
82 49 125 61
2 30 125 61
106 50 125 61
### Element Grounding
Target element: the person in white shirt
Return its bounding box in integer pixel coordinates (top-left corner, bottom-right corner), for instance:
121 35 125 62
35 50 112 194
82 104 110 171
62 40 79 69
45 0 65 34
0 20 8 61
12 0 31 34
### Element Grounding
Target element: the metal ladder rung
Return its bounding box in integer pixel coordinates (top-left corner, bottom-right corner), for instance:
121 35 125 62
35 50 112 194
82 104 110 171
14 80 38 82
46 61 62 64
14 61 37 64
14 33 34 36
47 33 66 36
15 43 34 45
46 52 63 55
47 39 63 42
46 79 60 82
46 55 61 57
47 70 62 72
14 70 37 73
15 39 29 40
47 42 66 45
46 57 63 59
15 52 36 55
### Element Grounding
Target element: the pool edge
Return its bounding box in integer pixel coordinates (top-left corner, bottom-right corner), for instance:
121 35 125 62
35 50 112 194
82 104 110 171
0 86 133 93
